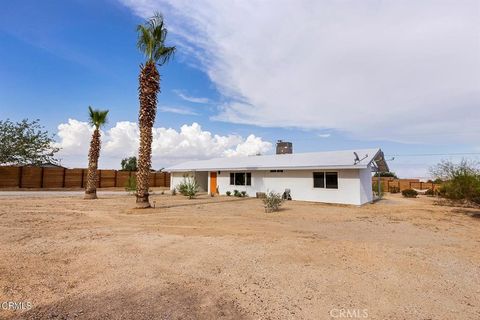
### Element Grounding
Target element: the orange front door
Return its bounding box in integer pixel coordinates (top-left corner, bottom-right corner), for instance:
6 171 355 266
210 172 217 194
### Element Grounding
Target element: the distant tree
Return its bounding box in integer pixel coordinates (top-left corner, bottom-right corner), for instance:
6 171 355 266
85 106 109 200
0 119 59 165
121 156 137 171
374 171 398 179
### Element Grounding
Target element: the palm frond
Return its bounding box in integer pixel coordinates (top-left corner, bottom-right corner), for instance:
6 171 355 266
136 12 176 65
88 106 109 129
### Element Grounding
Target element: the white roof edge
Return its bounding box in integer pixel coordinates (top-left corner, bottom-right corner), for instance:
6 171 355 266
164 148 388 172
168 165 369 172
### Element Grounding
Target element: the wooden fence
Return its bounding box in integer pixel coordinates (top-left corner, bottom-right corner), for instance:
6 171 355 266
0 166 170 189
372 177 441 192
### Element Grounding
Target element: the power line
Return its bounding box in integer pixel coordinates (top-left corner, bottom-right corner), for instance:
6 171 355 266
386 152 480 157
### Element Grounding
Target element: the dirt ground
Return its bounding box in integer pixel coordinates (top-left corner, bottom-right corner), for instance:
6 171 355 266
0 191 479 320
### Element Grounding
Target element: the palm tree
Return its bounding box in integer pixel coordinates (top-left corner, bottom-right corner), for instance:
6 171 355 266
84 106 109 200
135 12 175 208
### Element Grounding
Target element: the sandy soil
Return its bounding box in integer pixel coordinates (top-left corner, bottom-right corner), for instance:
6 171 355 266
0 192 479 319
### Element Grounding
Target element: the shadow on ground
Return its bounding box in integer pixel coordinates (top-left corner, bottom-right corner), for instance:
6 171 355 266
452 208 480 219
9 284 249 320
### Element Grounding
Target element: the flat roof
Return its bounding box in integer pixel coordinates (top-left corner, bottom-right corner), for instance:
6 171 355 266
165 148 389 172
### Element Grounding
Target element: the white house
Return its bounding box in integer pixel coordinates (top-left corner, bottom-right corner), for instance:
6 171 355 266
165 148 389 206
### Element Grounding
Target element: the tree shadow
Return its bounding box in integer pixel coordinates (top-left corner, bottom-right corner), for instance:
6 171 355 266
9 284 249 320
452 208 480 219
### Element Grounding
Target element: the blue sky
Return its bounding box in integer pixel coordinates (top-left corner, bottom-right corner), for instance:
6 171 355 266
1 0 479 177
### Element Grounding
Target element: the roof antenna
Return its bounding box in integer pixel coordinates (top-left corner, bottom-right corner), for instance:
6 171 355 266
353 152 368 165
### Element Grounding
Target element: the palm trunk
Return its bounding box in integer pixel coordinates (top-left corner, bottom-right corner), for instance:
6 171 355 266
85 128 101 199
136 61 159 208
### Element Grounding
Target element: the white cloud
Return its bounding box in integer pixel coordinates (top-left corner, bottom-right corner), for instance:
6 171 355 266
223 134 272 157
317 133 331 138
159 106 198 115
119 0 480 144
54 119 272 169
173 90 210 104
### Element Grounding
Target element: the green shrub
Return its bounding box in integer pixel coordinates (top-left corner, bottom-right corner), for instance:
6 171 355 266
233 189 240 197
125 176 136 192
226 191 231 196
372 182 384 198
241 191 247 197
425 188 435 196
176 176 199 199
430 159 480 202
402 189 418 198
263 191 283 213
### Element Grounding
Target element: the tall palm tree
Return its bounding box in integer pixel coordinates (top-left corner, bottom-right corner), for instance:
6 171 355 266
135 12 175 208
84 106 109 200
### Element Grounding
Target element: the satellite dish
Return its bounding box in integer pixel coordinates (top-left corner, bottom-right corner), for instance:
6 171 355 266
354 152 368 164
354 152 360 164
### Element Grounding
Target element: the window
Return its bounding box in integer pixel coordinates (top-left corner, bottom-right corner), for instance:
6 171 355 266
313 172 325 188
313 172 338 189
270 170 284 173
230 172 252 186
325 172 338 189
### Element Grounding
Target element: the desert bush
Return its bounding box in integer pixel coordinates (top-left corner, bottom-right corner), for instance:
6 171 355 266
372 182 384 198
472 196 480 205
425 188 435 196
389 186 400 193
233 189 240 197
125 176 136 192
176 176 199 199
430 159 480 202
241 191 247 197
226 191 231 196
263 191 283 213
402 189 418 198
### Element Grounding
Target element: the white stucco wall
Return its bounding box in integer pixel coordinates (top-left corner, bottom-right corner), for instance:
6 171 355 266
170 171 208 192
171 168 373 205
359 167 374 204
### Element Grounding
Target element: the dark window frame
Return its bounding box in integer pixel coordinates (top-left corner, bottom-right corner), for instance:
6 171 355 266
325 172 338 189
313 172 325 188
313 171 338 189
229 172 252 186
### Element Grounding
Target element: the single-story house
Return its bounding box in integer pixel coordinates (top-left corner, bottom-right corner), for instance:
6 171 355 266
165 148 389 206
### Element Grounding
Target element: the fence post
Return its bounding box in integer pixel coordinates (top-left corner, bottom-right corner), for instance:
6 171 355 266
40 167 45 188
81 169 85 188
18 166 23 188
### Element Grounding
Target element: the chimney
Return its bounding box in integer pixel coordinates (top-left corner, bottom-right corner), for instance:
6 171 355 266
276 140 293 154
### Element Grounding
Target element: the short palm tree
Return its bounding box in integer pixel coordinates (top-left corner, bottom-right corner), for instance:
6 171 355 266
84 106 109 200
135 12 175 208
